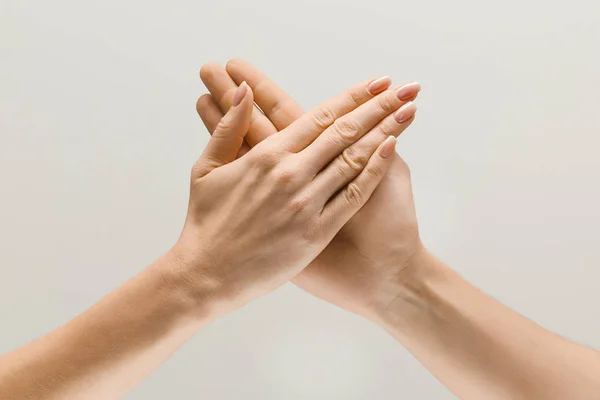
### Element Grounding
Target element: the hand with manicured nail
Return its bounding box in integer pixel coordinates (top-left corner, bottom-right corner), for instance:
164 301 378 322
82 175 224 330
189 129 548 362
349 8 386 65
4 60 595 400
180 77 406 312
196 60 424 319
196 68 600 400
0 68 411 400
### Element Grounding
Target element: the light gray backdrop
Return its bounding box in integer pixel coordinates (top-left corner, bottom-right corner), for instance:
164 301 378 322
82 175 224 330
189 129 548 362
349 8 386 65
1 0 599 399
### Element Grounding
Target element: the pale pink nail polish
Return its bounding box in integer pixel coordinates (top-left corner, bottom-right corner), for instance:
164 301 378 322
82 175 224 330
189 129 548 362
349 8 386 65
368 76 392 95
232 82 248 107
396 82 421 101
379 136 397 158
394 101 416 123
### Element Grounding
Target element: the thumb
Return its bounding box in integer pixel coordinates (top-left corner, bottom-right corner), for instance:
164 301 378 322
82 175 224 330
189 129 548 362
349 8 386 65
195 82 253 177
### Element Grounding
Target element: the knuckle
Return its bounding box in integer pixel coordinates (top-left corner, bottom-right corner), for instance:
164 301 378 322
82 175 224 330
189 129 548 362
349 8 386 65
377 121 397 138
191 162 203 178
287 194 310 213
330 156 348 179
191 160 211 180
215 118 231 133
251 149 280 169
339 146 368 173
365 163 383 179
270 96 291 116
377 94 397 114
344 182 364 206
311 106 336 130
332 118 361 143
348 86 364 107
273 167 297 186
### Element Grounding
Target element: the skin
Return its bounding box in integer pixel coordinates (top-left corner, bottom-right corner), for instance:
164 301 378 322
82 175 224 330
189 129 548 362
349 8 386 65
0 77 411 399
197 59 600 399
1 61 598 400
197 60 422 319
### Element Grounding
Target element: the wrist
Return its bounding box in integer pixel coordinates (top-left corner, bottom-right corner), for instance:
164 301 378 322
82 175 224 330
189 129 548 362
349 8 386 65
367 248 452 333
155 238 230 322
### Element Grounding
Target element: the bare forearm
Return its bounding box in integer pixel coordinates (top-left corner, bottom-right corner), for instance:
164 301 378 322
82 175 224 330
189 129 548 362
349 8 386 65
0 248 215 400
376 250 600 400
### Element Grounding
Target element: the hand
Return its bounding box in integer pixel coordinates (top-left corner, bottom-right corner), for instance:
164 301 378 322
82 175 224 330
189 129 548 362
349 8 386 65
181 76 411 313
196 60 424 319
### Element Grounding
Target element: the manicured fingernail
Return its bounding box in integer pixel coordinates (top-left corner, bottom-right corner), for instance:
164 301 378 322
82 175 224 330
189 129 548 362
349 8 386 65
232 82 248 107
394 101 416 123
379 136 397 158
368 76 392 94
396 82 421 100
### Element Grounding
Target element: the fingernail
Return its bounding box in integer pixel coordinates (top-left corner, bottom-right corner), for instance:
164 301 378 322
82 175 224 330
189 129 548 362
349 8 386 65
394 101 416 123
379 136 397 158
368 76 392 95
395 82 421 100
232 82 248 107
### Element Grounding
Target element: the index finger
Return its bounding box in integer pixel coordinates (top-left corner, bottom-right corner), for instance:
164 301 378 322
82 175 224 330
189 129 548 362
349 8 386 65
283 76 393 152
200 62 277 146
226 59 305 131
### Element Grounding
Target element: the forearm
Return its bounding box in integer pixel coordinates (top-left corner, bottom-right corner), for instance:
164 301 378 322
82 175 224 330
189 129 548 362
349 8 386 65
376 250 600 400
0 246 216 400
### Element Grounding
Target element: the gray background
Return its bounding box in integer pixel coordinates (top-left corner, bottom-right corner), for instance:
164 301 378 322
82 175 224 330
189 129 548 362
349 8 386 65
1 0 599 399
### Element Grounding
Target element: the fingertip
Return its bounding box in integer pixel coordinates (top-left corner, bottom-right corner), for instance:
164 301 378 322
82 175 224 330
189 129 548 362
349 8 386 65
232 82 248 107
401 114 417 129
196 93 213 114
367 76 393 95
232 82 254 109
243 81 254 103
379 136 397 158
394 101 417 124
226 58 247 74
408 81 421 92
395 82 421 101
200 62 223 81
